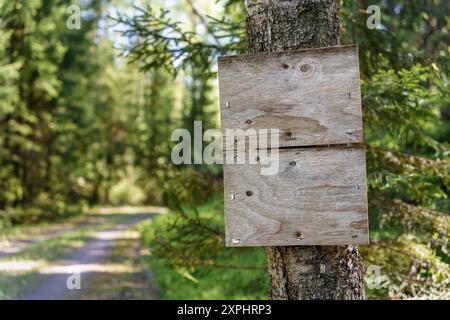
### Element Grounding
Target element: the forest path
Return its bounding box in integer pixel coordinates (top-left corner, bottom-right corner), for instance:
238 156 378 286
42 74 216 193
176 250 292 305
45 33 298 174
21 215 156 300
0 208 165 300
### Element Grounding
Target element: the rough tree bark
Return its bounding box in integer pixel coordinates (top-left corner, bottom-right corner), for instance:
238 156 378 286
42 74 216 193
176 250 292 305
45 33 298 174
245 0 365 300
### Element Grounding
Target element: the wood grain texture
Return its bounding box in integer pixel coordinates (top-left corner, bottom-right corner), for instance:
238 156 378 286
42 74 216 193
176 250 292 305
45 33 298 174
218 45 363 149
223 147 369 246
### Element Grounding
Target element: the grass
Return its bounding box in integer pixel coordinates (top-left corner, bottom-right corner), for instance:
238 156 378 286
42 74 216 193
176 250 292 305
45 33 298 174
0 212 87 239
139 195 268 299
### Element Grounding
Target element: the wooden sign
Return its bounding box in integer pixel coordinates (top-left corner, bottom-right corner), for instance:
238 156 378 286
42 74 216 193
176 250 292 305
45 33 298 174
218 45 369 247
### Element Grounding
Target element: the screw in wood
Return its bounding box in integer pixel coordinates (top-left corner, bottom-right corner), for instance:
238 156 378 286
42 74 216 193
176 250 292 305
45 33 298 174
295 231 303 240
289 161 296 166
245 119 252 124
230 193 235 200
355 184 360 189
286 131 294 139
232 238 240 244
246 190 253 197
225 101 230 108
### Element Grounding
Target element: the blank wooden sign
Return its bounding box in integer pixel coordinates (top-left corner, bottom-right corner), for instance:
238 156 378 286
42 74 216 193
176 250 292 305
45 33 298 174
218 45 369 247
219 45 363 149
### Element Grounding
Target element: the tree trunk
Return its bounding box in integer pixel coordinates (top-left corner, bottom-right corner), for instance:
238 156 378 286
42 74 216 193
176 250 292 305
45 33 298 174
245 0 365 300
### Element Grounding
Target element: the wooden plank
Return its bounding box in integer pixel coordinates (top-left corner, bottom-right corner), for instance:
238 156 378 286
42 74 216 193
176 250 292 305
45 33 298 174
218 45 363 149
223 147 369 246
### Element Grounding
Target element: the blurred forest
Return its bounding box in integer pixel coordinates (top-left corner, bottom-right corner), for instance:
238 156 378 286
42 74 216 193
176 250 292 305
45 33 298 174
0 0 449 299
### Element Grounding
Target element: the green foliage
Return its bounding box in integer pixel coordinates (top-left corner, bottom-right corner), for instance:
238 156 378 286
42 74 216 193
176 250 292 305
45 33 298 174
361 236 449 299
119 0 449 299
114 4 245 77
0 1 154 225
0 202 83 228
341 0 450 298
0 0 448 300
363 64 434 145
109 179 145 206
0 0 89 224
140 194 268 299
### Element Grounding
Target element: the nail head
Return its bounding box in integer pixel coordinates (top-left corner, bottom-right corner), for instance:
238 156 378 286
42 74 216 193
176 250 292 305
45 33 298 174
300 64 311 72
